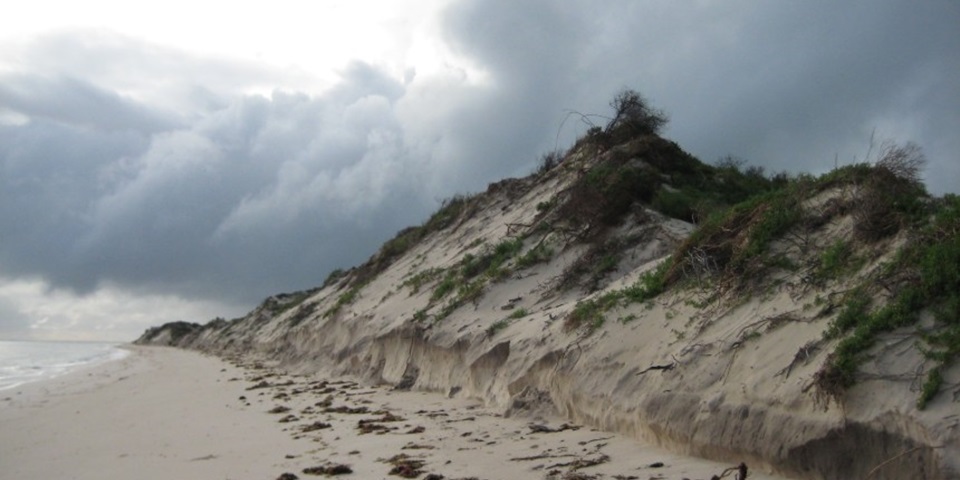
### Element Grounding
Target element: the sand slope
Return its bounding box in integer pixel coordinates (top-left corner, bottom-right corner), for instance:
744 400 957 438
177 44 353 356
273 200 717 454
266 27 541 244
137 139 959 479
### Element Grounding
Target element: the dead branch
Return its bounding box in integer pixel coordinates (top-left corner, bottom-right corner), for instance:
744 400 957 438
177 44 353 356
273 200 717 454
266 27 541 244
505 221 535 236
775 340 821 378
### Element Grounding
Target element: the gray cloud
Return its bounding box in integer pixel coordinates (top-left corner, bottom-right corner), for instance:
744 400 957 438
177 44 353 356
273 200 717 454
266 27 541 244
0 74 180 132
0 63 431 304
0 296 31 338
0 2 957 339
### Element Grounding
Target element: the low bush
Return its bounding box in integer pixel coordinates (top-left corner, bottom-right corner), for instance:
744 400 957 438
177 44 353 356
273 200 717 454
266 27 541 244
516 242 553 269
623 260 669 303
818 194 960 407
486 319 510 337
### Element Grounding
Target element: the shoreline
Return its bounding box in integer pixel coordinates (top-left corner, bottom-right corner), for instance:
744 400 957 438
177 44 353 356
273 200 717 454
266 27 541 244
0 340 130 392
0 346 786 479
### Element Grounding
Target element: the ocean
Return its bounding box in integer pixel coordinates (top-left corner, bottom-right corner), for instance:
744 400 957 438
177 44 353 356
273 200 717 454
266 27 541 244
0 340 129 391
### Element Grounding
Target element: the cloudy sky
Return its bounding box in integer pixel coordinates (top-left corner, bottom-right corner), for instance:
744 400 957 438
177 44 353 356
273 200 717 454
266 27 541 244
1 1 957 341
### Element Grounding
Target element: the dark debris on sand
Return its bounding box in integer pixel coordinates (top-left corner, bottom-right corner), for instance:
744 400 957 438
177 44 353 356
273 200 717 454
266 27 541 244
300 421 333 433
383 454 426 478
302 463 353 476
324 405 371 414
357 412 405 434
528 423 579 434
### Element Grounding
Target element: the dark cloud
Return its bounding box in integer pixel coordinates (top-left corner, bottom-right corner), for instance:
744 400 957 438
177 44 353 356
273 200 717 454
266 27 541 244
0 2 957 339
439 1 960 191
530 1 960 191
0 66 430 304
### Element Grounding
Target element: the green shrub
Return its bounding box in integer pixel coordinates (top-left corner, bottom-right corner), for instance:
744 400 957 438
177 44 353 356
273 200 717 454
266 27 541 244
323 283 365 318
430 273 457 302
825 290 871 339
596 254 619 274
738 192 804 264
516 243 553 269
457 279 486 305
565 291 623 333
460 238 523 280
486 319 511 337
322 268 346 289
917 366 943 409
623 260 669 303
818 194 960 407
424 194 474 232
652 188 698 222
403 267 443 294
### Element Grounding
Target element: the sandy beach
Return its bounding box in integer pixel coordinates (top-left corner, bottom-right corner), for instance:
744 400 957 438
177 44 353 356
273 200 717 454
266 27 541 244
0 346 785 480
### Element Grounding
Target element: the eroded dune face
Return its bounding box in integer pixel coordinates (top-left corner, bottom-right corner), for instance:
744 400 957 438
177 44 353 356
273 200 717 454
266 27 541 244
139 135 959 479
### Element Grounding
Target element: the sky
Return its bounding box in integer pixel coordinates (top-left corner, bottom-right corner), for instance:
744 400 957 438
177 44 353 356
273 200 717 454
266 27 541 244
1 1 957 341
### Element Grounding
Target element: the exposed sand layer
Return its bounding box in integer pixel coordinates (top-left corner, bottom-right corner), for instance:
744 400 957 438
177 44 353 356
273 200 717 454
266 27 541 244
0 346 784 480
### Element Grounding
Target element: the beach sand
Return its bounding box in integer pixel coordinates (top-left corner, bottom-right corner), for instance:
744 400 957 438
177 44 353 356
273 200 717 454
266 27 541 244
0 346 786 480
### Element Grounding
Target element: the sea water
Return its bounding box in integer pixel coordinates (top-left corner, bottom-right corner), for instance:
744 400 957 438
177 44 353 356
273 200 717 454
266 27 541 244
0 340 129 391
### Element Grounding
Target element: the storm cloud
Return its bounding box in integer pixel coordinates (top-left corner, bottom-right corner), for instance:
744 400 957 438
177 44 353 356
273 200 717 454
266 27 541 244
0 1 957 340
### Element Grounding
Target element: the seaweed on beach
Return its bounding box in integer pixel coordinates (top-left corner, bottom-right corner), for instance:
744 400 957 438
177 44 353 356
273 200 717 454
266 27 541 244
383 454 426 478
324 405 370 414
300 421 332 433
302 463 353 476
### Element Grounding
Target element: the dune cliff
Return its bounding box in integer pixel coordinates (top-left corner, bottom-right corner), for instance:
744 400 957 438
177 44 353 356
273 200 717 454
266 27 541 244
138 121 959 479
